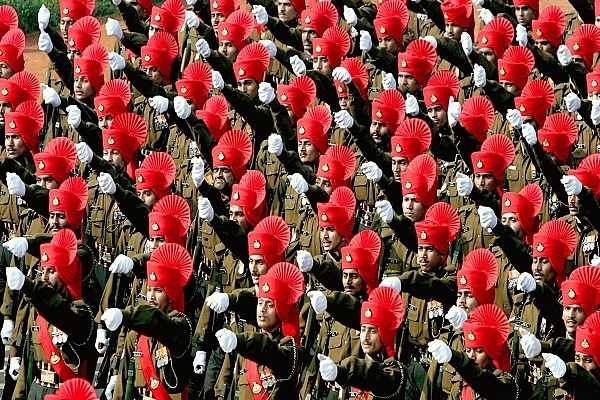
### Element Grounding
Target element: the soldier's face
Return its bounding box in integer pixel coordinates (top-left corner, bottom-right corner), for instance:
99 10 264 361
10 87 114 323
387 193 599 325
397 72 419 94
320 226 345 252
597 15 600 28
403 194 425 222
149 235 166 252
74 76 95 102
501 212 524 241
284 105 298 125
427 106 448 128
0 100 13 126
360 324 384 356
42 267 67 293
370 120 390 145
147 286 171 311
465 347 494 370
211 12 227 31
257 297 281 333
98 115 114 130
534 39 554 55
417 245 443 272
48 211 68 233
298 139 319 163
339 96 349 110
213 166 235 190
103 149 127 172
444 23 464 40
456 289 479 316
37 175 60 190
315 176 333 195
575 352 600 377
474 172 497 193
60 17 75 41
378 36 399 56
278 0 298 23
219 41 239 63
148 24 163 39
499 80 520 95
237 79 259 100
588 91 600 101
0 62 14 79
478 47 498 66
568 194 581 216
250 255 268 285
142 66 165 86
67 48 82 61
138 189 158 208
514 5 536 27
563 304 586 336
342 268 366 296
313 56 332 79
392 157 408 182
230 205 249 231
571 55 586 69
531 257 556 284
302 28 318 54
5 133 28 159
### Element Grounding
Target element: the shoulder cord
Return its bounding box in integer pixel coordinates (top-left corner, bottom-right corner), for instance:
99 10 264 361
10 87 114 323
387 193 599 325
69 301 95 348
169 312 193 359
373 361 405 399
275 337 299 384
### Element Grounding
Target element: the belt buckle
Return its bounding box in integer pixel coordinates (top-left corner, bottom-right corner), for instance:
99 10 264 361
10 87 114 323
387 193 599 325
143 395 154 400
40 369 56 385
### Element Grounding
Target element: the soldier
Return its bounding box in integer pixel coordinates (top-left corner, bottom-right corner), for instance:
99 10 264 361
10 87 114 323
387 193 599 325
0 71 40 136
0 29 25 80
0 5 18 49
395 39 437 101
311 26 351 79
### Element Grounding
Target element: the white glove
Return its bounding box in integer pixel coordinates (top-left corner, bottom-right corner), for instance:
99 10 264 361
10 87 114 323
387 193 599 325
406 93 419 116
517 272 537 293
258 82 276 104
318 354 338 381
332 67 352 84
212 70 224 90
350 27 358 39
288 173 309 194
193 351 207 374
422 36 438 49
448 96 462 128
455 172 474 196
198 197 215 222
343 5 358 26
76 142 93 164
108 254 134 274
38 32 53 54
359 30 372 52
101 308 124 331
445 305 468 329
379 276 402 293
460 32 473 56
477 8 494 24
112 0 122 5
564 92 581 112
259 40 277 58
591 254 600 267
106 18 124 41
542 353 567 379
267 133 283 156
561 175 583 196
478 205 497 230
334 110 354 129
522 124 537 146
506 109 523 129
195 39 211 59
174 96 192 119
472 0 483 5
592 100 600 126
98 172 117 195
105 375 118 400
382 71 397 90
6 267 25 291
108 52 126 71
361 162 383 183
428 339 452 363
375 200 393 224
66 105 82 128
8 357 20 381
1 320 14 345
185 10 200 29
296 250 314 273
186 0 198 5
557 45 572 67
205 292 229 313
252 5 269 25
95 329 110 355
149 96 169 114
516 25 528 47
290 55 306 77
38 4 51 30
191 157 205 187
473 63 487 88
6 172 25 196
2 237 28 258
42 86 61 107
307 291 328 314
215 328 237 353
518 327 542 359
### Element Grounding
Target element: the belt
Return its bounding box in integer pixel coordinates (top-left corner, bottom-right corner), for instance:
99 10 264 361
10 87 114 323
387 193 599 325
138 387 156 400
95 242 115 266
34 362 62 388
410 345 432 369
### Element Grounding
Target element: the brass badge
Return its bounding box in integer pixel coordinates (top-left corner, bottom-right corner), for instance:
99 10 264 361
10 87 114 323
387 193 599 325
536 29 542 37
233 191 240 200
582 339 590 349
41 252 49 262
304 16 311 23
8 120 15 129
155 13 161 21
504 198 511 207
218 151 225 161
443 12 449 19
299 126 306 134
75 65 81 73
315 45 322 53
322 163 329 172
152 221 159 231
376 109 383 118
542 138 550 147
573 42 580 51
476 159 483 169
213 0 218 8
137 174 144 183
481 36 488 44
395 143 402 153
345 253 352 262
568 288 576 298
519 104 526 112
63 7 69 15
181 85 187 94
537 242 545 252
468 331 475 341
380 26 386 34
364 308 372 318
500 67 506 76
321 212 328 221
593 79 598 87
252 382 262 394
430 94 437 103
238 68 245 76
107 136 115 145
253 239 261 249
420 231 427 239
1 87 7 96
150 377 160 389
222 28 228 36
98 104 105 112
401 59 407 68
405 180 412 189
460 275 467 285
144 54 151 62
337 85 343 92
50 352 60 364
52 196 60 206
150 271 157 281
69 38 75 47
38 161 45 170
262 282 270 292
281 93 288 101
